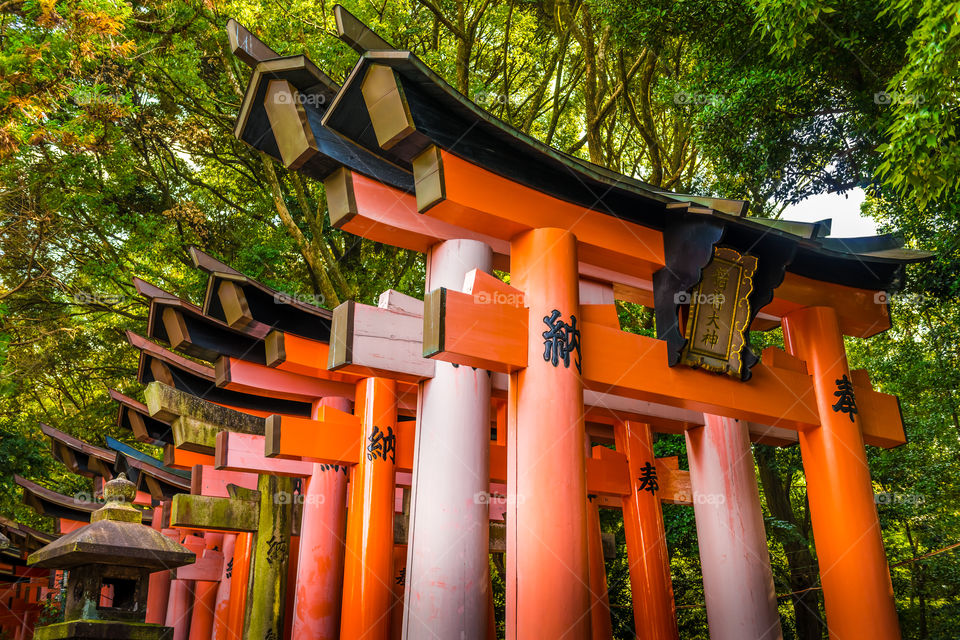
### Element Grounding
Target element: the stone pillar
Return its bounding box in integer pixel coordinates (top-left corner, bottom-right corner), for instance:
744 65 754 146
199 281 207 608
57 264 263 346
403 239 494 639
686 414 782 640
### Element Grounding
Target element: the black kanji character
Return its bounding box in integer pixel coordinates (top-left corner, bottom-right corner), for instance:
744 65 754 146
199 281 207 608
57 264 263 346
542 309 582 373
638 461 659 494
832 374 858 422
367 426 396 463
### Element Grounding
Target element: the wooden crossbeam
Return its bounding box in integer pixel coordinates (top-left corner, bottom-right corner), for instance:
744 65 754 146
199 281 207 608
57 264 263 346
216 432 318 478
266 407 641 499
326 163 890 337
214 355 356 401
422 282 906 446
191 465 258 498
170 493 259 532
328 298 435 382
145 382 266 454
424 286 819 429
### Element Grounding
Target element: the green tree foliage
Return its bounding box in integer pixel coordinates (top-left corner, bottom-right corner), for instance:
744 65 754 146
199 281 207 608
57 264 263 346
1 0 958 638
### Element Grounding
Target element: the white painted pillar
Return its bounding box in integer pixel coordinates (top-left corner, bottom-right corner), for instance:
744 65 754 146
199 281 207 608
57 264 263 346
402 239 494 639
685 414 783 640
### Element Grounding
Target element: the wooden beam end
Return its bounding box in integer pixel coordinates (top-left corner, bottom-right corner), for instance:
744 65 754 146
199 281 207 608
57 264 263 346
264 415 282 458
328 301 356 370
161 307 190 351
264 79 318 170
412 145 445 212
214 356 231 388
264 330 286 367
360 64 416 150
217 281 254 329
324 168 358 228
422 287 446 358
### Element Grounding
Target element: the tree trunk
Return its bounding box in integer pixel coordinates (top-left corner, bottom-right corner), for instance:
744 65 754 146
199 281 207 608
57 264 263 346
259 153 340 307
579 6 602 165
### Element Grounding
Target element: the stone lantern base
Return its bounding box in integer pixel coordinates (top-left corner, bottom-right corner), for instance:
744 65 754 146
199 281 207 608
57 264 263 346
34 620 174 640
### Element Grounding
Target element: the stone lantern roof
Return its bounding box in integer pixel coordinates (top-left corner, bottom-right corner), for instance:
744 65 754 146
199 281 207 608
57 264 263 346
28 473 194 572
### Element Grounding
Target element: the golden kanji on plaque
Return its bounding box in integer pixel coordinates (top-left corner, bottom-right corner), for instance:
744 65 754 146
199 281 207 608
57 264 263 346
680 247 757 378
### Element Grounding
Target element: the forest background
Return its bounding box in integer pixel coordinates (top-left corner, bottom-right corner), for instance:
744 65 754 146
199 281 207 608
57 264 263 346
1 0 959 637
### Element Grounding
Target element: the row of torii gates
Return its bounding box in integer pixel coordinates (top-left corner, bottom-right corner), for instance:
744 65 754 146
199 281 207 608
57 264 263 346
10 6 929 639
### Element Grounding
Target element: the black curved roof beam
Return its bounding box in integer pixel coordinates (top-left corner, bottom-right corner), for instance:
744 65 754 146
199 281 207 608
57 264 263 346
14 476 151 526
136 281 271 365
0 515 57 554
231 50 413 191
38 423 117 480
189 247 333 342
318 47 931 293
126 331 313 418
107 437 191 501
109 388 174 446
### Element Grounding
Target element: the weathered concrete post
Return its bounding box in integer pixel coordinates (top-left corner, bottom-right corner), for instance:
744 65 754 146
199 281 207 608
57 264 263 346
403 239 494 640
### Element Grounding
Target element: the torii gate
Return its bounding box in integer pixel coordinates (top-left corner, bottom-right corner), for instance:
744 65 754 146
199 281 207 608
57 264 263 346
225 8 926 640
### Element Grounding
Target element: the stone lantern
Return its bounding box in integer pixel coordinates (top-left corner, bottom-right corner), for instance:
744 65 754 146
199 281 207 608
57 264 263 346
28 473 195 639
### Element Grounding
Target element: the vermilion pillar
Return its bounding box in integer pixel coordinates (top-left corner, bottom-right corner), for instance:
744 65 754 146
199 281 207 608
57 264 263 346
614 420 678 640
782 306 900 640
686 415 782 640
225 532 252 640
165 573 193 640
587 495 613 640
340 377 398 640
392 544 407 638
291 396 351 640
507 228 590 639
403 239 493 639
167 533 203 640
146 506 172 625
211 533 236 640
188 580 218 640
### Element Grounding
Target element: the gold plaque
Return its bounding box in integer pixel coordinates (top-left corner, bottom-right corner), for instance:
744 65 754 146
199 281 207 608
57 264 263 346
680 247 757 378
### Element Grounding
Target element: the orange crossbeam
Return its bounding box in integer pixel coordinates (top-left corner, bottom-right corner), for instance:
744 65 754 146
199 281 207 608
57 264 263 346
266 330 332 379
425 288 821 430
267 411 633 497
216 356 355 402
423 288 527 372
335 161 891 337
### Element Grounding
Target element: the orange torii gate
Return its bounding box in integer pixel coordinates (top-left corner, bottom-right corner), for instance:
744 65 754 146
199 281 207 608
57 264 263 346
224 8 925 640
